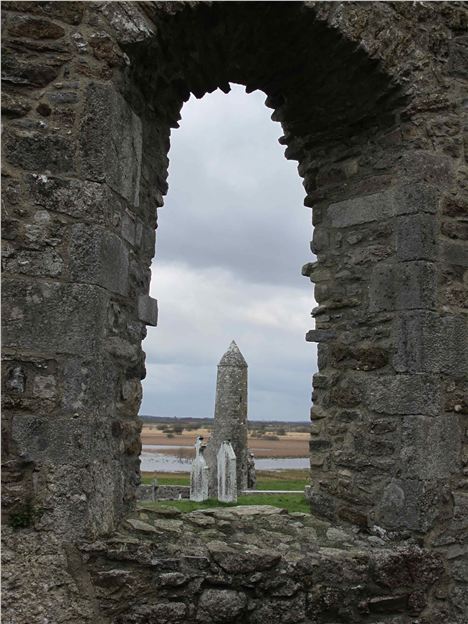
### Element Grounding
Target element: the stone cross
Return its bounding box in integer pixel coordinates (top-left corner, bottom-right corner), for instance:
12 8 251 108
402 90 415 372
217 441 237 503
190 436 209 502
205 341 248 496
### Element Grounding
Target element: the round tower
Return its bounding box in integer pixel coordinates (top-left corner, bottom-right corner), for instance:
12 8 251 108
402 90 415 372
205 341 248 496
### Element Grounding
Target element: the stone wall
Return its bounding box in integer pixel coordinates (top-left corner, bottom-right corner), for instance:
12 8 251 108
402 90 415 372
2 0 157 538
12 505 447 624
136 483 190 501
1 2 467 622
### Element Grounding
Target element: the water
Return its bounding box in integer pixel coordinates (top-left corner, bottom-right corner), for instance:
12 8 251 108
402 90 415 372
140 446 309 472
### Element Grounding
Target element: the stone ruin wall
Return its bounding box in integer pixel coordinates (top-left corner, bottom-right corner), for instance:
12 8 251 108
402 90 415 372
1 2 467 623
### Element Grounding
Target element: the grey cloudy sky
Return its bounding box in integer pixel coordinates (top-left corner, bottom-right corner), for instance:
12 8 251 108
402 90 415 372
140 84 317 422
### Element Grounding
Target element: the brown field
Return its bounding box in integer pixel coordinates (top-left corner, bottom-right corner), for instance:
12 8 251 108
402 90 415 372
141 426 309 458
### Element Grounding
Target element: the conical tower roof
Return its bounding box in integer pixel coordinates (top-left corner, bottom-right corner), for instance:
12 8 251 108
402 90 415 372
218 340 247 367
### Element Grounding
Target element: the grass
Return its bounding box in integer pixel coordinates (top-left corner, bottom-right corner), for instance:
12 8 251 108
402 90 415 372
141 473 190 486
138 469 310 514
255 469 308 491
139 493 309 514
141 468 308 491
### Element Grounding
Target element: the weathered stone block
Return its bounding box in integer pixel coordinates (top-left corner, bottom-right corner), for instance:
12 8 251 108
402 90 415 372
137 295 158 326
1 92 31 118
99 1 155 44
449 34 468 78
2 248 64 278
301 262 314 277
401 415 462 479
326 182 440 230
330 343 388 371
79 83 142 207
366 374 441 416
1 51 59 88
105 337 140 365
68 224 129 296
5 132 74 173
396 214 437 261
330 378 363 408
328 191 395 228
2 357 59 412
2 1 84 25
442 240 468 268
309 439 331 451
61 355 119 414
7 15 66 39
312 373 329 389
449 492 468 537
394 182 440 215
11 414 116 464
400 151 454 189
394 312 468 376
26 174 116 225
140 225 156 261
250 595 307 624
306 487 336 520
2 279 107 355
302 262 330 283
36 459 122 536
197 589 247 622
121 213 136 245
305 329 336 342
310 228 328 253
375 478 448 531
442 219 468 241
369 261 436 312
208 541 280 573
310 405 328 420
47 91 79 105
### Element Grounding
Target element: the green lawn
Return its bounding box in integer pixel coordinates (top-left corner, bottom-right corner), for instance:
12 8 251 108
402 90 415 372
141 469 308 491
139 493 309 514
141 473 190 486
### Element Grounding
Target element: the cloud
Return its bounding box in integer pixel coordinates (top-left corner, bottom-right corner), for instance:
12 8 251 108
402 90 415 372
156 84 314 286
140 85 317 422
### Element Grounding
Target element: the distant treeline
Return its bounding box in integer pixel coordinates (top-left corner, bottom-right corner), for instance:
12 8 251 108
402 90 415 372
139 415 310 433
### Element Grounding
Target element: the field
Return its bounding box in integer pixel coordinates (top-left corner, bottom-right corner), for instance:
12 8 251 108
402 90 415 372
141 468 309 491
141 425 309 459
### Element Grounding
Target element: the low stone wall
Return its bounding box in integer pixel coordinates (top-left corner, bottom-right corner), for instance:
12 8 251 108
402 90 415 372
137 484 190 501
77 505 444 623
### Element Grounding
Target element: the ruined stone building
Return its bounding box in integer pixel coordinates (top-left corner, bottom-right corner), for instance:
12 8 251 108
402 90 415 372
2 2 467 623
204 340 249 496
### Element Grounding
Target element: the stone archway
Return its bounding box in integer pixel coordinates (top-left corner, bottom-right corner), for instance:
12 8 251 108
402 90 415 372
123 1 465 541
2 2 467 622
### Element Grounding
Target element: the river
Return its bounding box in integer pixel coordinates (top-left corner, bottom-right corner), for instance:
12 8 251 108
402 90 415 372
140 445 309 472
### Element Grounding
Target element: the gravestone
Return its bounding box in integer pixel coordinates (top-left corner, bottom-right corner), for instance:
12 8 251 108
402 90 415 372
217 441 237 503
205 341 248 496
190 436 209 502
